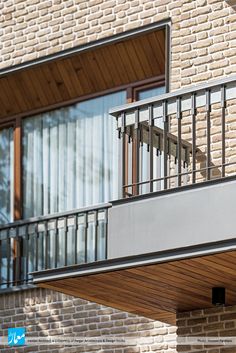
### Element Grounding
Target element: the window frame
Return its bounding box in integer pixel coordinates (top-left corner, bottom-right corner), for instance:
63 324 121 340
0 75 165 222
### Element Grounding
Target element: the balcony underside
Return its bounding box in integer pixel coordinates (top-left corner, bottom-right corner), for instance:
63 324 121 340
0 26 165 121
33 248 236 326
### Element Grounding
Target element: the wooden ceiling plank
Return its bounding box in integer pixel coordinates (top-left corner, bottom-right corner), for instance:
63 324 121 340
115 42 137 82
63 278 169 316
32 66 57 107
71 55 96 93
56 60 78 98
72 276 173 314
6 76 28 112
81 50 107 91
27 68 51 107
64 58 85 96
111 44 131 83
150 31 165 69
129 268 210 307
39 64 63 103
131 37 153 78
93 49 115 87
155 29 166 58
100 46 123 86
124 40 146 80
40 282 139 315
47 62 71 102
0 78 19 115
131 265 212 297
187 257 236 280
85 272 177 313
139 35 161 77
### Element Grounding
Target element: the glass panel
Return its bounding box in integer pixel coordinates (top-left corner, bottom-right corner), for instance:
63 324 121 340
0 127 14 224
138 85 165 100
22 91 126 218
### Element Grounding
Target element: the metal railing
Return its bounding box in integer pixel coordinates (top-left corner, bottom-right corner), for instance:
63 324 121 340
110 75 236 197
0 204 110 289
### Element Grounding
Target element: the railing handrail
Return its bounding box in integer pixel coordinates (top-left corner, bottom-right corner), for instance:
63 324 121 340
109 74 236 116
0 202 112 231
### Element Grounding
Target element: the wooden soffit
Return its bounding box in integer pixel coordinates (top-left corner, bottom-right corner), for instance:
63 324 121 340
0 29 165 121
36 250 236 326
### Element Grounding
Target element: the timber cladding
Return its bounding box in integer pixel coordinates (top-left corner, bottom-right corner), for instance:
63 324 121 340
37 250 236 326
0 29 165 121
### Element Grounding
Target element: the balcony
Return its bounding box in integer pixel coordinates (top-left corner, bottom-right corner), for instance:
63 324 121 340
0 204 110 289
2 75 236 324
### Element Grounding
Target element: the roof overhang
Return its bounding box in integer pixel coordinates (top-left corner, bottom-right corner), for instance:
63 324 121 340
32 239 236 325
0 22 169 122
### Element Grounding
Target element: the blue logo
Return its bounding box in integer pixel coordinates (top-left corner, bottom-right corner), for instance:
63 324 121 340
8 328 25 346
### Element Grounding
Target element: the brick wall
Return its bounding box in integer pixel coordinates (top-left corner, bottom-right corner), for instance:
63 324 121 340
177 306 236 353
0 287 176 353
1 0 236 90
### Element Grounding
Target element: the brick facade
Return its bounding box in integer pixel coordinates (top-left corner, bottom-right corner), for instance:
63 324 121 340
1 0 236 90
1 1 236 352
0 288 176 353
177 306 236 353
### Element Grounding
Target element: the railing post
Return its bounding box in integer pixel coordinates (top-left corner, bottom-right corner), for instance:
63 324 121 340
133 109 140 196
54 219 58 269
162 100 168 190
221 85 226 178
74 215 78 265
84 212 88 263
177 97 182 187
121 112 126 198
64 217 68 267
206 89 211 181
191 93 196 184
94 211 98 262
149 105 154 193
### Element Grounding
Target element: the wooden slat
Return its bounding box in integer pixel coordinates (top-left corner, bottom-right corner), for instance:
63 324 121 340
0 28 165 121
38 250 236 325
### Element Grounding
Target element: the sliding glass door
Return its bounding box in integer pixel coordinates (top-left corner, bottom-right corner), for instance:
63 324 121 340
22 91 126 218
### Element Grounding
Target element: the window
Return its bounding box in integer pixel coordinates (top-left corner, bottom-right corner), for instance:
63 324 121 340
0 75 165 222
137 85 166 100
22 91 126 218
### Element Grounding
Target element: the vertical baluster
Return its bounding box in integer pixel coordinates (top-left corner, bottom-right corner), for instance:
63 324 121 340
121 113 126 198
177 97 182 187
149 105 154 193
35 223 38 272
54 219 58 269
7 229 10 287
191 93 196 184
74 215 78 265
84 213 88 263
64 218 68 267
134 109 140 195
163 101 168 190
25 225 29 282
104 208 108 260
45 221 49 270
206 89 211 180
221 85 226 177
94 211 98 262
15 227 20 286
